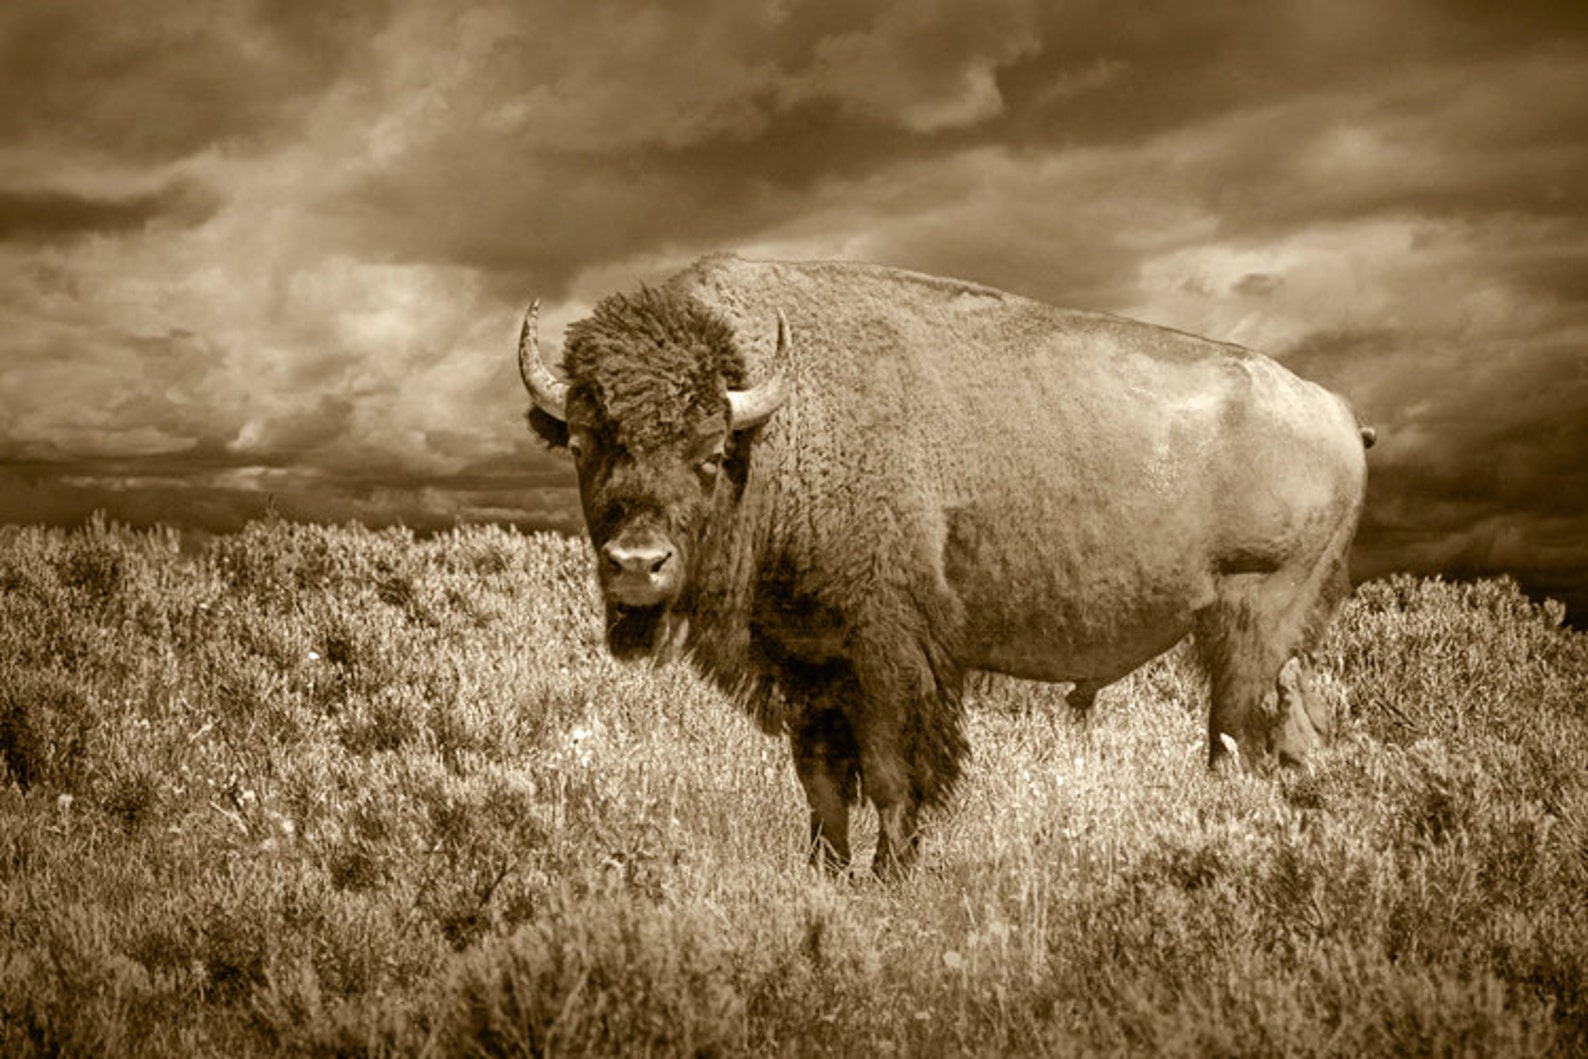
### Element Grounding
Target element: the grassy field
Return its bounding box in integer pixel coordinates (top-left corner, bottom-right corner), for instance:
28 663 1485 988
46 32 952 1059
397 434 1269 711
1 516 1585 1056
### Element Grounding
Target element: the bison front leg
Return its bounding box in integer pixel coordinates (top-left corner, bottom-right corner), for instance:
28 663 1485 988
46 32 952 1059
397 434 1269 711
862 746 922 879
853 636 968 879
789 705 860 874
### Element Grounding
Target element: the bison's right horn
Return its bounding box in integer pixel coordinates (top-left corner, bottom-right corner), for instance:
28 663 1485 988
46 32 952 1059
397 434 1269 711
518 300 569 421
726 310 791 430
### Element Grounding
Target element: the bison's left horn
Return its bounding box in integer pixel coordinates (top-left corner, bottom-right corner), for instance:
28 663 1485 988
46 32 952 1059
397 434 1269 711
518 300 569 422
727 310 791 430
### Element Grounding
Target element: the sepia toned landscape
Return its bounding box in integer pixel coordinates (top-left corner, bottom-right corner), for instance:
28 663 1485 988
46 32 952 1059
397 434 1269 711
2 518 1583 1056
5 4 1588 1054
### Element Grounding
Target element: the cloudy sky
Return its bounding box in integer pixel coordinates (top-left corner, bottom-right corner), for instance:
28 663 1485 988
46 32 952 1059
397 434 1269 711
2 1 1585 618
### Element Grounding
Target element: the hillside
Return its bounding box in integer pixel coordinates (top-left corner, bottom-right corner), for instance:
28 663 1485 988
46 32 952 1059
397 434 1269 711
2 518 1585 1056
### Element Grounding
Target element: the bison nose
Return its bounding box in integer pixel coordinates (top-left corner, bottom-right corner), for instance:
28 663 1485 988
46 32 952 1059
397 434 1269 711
604 540 674 578
601 537 681 607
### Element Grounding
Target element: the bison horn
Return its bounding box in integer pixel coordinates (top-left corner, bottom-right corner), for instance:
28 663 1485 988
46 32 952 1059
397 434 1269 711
727 310 791 430
518 300 569 421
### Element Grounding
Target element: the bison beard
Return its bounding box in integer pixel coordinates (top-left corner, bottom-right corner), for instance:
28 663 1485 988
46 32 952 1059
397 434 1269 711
519 257 1371 880
605 603 689 661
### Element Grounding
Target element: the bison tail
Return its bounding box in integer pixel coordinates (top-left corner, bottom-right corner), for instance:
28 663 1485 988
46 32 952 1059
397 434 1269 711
1359 426 1377 449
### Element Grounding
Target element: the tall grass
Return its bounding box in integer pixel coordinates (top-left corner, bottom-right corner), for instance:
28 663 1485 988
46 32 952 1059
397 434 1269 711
1 516 1584 1056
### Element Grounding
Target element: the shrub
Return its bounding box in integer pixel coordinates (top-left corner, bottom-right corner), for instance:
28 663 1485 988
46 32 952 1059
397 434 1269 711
1 523 1583 1056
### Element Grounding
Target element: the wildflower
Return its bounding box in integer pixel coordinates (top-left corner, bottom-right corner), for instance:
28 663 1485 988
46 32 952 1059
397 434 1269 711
565 725 596 767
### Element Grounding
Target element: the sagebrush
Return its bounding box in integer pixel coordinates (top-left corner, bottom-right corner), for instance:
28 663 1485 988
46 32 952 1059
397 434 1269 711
1 516 1584 1056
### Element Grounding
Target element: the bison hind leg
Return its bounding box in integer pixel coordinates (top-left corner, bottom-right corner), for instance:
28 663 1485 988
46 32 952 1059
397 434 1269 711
1273 654 1334 766
1195 564 1343 770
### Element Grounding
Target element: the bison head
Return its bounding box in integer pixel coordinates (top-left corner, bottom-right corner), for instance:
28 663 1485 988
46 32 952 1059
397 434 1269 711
520 287 787 660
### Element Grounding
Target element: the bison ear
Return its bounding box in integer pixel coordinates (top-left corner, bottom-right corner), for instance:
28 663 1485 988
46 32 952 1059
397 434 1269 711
528 407 570 449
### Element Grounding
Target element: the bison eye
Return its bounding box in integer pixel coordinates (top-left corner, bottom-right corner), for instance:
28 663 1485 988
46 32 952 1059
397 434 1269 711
567 434 588 461
696 454 724 481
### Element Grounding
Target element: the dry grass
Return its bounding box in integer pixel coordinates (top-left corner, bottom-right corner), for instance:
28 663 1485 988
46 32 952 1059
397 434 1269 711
1 515 1585 1056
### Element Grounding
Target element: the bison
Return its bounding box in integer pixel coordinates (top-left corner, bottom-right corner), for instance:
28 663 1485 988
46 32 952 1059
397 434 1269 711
519 254 1372 876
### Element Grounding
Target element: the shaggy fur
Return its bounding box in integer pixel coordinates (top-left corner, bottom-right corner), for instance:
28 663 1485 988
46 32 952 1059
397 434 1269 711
527 254 1372 876
561 286 748 452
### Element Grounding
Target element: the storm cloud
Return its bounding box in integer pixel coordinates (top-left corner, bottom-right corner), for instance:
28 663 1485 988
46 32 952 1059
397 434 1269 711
2 0 1585 618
